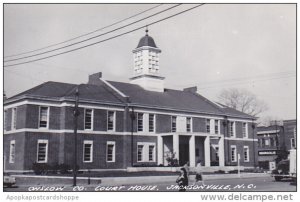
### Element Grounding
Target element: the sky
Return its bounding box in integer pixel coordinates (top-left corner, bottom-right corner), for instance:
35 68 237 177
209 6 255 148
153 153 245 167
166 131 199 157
3 4 296 120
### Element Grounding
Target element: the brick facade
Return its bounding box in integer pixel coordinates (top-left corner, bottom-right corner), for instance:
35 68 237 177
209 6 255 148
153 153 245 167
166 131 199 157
4 102 258 171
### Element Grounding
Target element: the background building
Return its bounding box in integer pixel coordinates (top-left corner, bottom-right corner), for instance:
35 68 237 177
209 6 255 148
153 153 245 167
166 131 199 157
257 119 296 169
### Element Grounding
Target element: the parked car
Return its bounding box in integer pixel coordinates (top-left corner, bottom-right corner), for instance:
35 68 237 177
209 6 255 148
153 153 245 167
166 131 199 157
3 173 16 187
271 149 297 182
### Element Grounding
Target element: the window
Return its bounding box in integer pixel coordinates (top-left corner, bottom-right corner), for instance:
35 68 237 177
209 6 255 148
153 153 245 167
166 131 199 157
242 123 248 138
257 139 261 147
265 139 269 146
215 120 219 134
186 117 191 132
229 122 235 137
137 113 144 132
149 145 155 162
137 143 156 162
149 114 155 132
230 145 237 162
37 140 48 163
84 109 93 130
137 145 144 162
291 138 296 149
107 141 116 162
243 146 249 162
4 110 8 131
39 106 49 128
274 137 277 147
83 141 93 162
12 108 17 130
9 140 15 163
171 116 177 132
206 119 210 133
270 138 275 147
107 111 115 131
262 138 265 147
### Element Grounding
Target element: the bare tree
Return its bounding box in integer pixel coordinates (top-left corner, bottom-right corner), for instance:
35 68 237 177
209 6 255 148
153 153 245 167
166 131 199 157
218 88 268 116
257 116 283 127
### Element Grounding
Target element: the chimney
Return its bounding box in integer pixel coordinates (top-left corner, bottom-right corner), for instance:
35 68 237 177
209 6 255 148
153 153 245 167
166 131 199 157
88 72 102 85
183 86 197 93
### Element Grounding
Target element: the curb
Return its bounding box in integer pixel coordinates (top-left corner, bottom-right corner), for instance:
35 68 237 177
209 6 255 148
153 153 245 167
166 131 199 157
12 173 269 186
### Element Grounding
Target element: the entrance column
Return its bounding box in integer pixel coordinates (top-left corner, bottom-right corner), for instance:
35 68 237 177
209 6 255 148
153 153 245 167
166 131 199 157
204 136 211 167
218 136 225 167
157 135 163 165
189 135 196 167
173 134 179 161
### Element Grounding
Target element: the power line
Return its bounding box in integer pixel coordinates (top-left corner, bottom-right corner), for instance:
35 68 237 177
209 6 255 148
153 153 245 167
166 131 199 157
4 4 163 59
4 4 204 68
4 4 181 63
198 74 295 90
197 71 296 87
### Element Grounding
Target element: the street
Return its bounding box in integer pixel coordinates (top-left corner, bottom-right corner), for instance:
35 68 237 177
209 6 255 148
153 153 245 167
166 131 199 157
4 176 296 192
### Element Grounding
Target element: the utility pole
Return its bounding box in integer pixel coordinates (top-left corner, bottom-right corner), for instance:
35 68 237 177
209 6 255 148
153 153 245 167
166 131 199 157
73 87 80 186
252 120 256 168
130 107 136 167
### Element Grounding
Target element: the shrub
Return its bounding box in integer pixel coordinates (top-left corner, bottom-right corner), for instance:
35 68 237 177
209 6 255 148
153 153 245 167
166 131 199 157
211 161 219 166
164 151 178 166
214 170 225 174
58 164 71 174
229 170 238 174
32 162 49 175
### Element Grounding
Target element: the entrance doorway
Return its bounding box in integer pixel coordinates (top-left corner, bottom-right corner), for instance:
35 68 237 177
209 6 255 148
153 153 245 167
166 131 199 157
179 136 190 166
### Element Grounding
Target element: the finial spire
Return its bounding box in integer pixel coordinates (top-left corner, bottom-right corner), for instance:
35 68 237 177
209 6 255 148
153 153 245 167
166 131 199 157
145 25 148 35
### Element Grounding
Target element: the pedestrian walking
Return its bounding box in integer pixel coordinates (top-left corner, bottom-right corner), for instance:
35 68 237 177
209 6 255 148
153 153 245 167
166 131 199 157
183 161 190 181
194 161 205 186
176 167 189 192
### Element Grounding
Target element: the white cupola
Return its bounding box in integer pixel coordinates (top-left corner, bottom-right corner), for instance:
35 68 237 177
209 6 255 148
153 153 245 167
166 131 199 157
130 28 165 92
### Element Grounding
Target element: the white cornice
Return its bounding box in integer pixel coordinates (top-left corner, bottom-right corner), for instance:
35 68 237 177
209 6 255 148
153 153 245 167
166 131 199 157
225 137 258 141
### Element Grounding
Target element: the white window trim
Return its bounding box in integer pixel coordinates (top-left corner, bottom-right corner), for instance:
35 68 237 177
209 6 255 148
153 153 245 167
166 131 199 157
242 122 248 138
11 107 17 130
4 110 7 131
9 140 16 163
206 119 211 133
230 145 237 162
243 146 250 162
137 144 144 162
106 141 116 162
84 108 94 130
171 116 177 132
148 145 156 162
107 111 116 132
137 142 156 162
186 117 192 133
230 121 236 137
214 119 220 135
37 139 48 163
38 106 50 129
137 113 144 132
83 140 93 163
148 114 156 133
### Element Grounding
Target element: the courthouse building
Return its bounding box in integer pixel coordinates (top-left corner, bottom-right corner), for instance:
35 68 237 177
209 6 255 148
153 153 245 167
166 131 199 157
4 30 258 172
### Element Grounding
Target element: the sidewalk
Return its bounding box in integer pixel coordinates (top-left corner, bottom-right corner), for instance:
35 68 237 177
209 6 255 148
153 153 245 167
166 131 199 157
12 173 269 186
